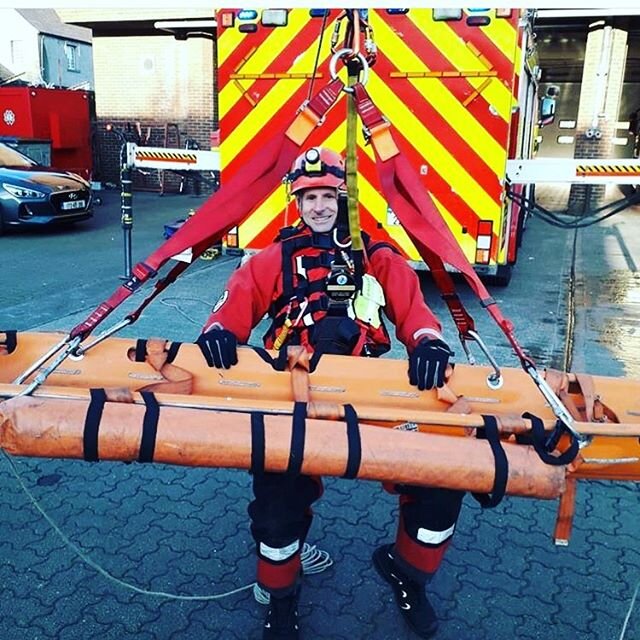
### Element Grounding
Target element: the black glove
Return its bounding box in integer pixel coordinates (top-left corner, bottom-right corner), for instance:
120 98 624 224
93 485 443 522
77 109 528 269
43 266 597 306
408 338 453 390
196 329 238 369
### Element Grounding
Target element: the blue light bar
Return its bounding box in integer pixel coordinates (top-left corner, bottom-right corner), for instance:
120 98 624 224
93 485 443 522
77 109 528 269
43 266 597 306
386 9 409 14
238 9 258 21
310 9 330 18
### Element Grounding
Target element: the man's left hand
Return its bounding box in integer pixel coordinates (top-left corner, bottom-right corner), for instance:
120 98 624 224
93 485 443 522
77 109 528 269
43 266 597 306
408 338 453 390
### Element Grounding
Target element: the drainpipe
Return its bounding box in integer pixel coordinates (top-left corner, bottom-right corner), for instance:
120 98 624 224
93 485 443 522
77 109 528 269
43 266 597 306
586 25 612 139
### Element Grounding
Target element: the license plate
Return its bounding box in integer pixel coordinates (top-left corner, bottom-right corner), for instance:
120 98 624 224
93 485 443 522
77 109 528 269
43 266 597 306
61 199 86 210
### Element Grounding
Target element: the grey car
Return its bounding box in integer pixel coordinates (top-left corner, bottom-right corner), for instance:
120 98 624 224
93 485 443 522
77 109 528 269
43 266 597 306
0 142 93 234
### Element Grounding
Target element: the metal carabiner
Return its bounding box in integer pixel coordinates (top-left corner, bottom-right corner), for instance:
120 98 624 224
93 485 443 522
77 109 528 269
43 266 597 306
462 329 503 390
329 48 369 93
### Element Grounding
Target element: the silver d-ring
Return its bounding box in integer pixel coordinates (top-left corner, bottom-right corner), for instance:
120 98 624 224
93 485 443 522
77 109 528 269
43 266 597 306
329 48 369 91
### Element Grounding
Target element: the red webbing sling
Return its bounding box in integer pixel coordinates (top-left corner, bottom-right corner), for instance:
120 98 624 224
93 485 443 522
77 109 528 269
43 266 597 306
352 83 532 367
70 79 345 340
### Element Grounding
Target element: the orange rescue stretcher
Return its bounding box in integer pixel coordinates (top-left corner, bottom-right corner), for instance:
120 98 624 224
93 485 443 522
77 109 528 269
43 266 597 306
1 331 639 545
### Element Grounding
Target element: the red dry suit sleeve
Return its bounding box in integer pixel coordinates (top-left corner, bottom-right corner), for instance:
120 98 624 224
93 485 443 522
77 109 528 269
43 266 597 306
369 246 442 351
202 243 281 343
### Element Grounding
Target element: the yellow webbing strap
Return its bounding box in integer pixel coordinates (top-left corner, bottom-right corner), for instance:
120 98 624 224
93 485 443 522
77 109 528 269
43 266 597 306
346 70 363 252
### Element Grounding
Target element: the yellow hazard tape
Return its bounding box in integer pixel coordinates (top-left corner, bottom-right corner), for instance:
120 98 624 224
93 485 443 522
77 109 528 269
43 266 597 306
577 165 640 175
135 152 198 163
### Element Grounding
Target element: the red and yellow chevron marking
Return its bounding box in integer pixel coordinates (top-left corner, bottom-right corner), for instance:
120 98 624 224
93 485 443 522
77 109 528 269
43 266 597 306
134 150 198 164
577 164 640 177
217 9 521 265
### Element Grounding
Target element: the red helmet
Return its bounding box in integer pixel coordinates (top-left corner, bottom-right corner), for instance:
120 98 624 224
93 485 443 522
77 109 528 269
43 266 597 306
287 147 345 195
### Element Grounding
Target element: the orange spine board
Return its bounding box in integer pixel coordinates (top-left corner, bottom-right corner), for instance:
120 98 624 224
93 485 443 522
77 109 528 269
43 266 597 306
0 395 564 499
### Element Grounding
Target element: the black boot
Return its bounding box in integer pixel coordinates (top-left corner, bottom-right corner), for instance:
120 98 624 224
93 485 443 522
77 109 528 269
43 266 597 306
263 589 300 640
372 544 438 639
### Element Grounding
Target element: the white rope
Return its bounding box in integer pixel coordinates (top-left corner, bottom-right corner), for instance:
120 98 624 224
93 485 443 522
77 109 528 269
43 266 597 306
2 451 332 602
619 579 640 640
253 543 334 605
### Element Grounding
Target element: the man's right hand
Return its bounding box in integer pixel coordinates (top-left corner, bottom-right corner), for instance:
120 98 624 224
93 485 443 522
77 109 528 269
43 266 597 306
196 329 238 369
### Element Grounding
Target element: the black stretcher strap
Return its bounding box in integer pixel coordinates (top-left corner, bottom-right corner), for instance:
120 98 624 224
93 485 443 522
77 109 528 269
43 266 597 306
83 388 107 462
138 391 160 463
251 346 289 371
287 401 307 476
342 403 362 479
472 415 509 508
522 412 579 466
134 339 147 362
1 330 17 354
250 412 266 475
166 341 182 364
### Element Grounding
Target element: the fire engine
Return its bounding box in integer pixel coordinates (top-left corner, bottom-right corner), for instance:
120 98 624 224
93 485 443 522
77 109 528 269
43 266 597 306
215 8 541 285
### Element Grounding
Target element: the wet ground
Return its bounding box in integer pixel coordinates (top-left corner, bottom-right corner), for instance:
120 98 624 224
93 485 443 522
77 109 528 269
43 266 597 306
0 186 638 639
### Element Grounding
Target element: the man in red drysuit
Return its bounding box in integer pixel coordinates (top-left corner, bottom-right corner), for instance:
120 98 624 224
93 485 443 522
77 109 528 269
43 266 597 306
197 147 462 640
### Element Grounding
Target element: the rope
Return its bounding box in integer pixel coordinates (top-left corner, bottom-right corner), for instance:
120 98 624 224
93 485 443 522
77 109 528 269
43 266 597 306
507 186 640 230
253 543 334 605
158 295 218 326
1 451 332 602
307 10 329 101
619 579 640 640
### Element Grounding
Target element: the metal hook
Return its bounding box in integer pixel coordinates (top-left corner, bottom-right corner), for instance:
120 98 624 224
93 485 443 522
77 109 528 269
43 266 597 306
329 48 369 92
71 317 133 358
464 330 503 390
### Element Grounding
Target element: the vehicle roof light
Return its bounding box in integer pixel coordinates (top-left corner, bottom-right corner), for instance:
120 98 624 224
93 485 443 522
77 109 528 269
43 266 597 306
262 9 288 27
467 8 490 12
219 11 235 28
467 15 491 27
309 9 330 18
386 9 409 15
433 9 462 22
496 9 513 18
238 9 258 21
238 23 258 33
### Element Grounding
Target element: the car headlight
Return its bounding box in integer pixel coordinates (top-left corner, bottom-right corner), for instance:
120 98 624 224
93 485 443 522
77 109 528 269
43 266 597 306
2 183 47 199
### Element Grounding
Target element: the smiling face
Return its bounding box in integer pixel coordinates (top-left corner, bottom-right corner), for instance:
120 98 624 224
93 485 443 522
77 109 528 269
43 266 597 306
298 187 339 233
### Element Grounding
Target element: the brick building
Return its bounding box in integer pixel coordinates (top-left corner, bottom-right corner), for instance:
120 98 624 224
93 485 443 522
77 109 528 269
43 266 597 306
57 9 216 192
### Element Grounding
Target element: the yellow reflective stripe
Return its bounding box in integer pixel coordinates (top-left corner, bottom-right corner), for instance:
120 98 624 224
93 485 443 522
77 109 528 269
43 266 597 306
220 12 317 118
430 194 478 262
464 9 519 63
357 171 415 257
217 24 246 66
221 24 334 167
366 72 500 221
371 14 507 176
238 184 288 246
238 121 351 246
409 12 514 121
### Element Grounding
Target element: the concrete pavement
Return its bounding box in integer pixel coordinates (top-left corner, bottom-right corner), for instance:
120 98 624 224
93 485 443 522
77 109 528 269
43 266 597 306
0 187 638 640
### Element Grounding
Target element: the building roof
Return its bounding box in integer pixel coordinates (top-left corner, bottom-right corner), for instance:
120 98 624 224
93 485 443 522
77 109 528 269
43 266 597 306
0 62 15 83
17 9 92 44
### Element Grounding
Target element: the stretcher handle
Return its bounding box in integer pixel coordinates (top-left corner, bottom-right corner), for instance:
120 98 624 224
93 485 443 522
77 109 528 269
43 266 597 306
14 337 82 397
12 335 71 385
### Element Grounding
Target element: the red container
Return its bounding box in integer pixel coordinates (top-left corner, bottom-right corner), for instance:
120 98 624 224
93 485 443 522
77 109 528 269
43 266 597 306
0 87 93 179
